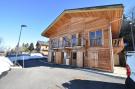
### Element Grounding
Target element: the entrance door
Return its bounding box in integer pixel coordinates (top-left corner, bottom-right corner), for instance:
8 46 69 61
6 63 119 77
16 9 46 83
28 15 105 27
61 52 64 64
51 52 55 63
56 52 63 64
77 52 84 67
63 52 67 64
71 52 77 66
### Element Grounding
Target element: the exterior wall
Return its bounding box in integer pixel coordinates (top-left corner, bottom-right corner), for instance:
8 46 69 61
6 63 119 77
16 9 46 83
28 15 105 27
48 16 113 72
48 51 52 62
41 45 48 51
41 51 48 55
77 51 83 67
114 54 119 66
40 45 48 56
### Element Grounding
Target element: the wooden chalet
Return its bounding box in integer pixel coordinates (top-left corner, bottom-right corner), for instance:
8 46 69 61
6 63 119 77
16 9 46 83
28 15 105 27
36 41 49 56
41 4 124 72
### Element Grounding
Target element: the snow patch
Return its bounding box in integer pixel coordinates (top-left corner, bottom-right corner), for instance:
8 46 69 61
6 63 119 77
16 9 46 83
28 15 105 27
0 56 13 75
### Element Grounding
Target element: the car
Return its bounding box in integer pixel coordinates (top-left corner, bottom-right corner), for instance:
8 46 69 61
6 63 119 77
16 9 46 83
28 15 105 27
125 51 135 89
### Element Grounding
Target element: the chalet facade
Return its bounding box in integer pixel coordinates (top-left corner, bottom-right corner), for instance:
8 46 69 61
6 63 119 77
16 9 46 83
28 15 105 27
41 4 124 72
36 41 49 56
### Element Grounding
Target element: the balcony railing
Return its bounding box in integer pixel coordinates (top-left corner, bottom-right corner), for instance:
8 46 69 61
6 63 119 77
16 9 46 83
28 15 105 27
112 38 124 54
50 38 86 49
112 38 124 47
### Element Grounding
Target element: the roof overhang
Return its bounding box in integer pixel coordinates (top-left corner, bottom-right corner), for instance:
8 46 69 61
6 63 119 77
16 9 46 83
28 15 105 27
42 4 124 38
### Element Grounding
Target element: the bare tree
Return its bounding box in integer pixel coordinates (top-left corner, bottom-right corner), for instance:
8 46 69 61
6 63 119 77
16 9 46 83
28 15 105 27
128 6 135 51
127 6 135 21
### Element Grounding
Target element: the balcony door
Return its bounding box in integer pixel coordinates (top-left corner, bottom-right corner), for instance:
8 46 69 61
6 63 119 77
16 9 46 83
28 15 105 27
59 37 63 48
63 36 68 47
72 34 76 47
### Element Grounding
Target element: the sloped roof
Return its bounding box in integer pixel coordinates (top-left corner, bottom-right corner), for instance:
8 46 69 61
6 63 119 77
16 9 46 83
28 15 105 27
37 41 49 46
42 4 124 38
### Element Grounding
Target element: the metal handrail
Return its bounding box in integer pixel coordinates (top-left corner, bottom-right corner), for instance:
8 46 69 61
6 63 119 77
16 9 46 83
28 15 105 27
50 38 86 49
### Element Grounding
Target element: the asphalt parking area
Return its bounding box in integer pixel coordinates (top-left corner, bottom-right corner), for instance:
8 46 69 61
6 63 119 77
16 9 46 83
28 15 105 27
0 59 126 89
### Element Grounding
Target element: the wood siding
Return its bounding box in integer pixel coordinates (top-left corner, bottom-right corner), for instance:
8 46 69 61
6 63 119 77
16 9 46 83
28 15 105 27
47 16 114 72
42 5 124 72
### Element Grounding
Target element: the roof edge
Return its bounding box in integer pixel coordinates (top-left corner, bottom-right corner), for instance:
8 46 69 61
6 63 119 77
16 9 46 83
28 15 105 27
41 4 124 37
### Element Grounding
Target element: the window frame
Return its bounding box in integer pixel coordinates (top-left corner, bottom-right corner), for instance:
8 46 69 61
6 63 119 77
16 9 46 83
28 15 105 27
89 30 104 47
71 34 77 47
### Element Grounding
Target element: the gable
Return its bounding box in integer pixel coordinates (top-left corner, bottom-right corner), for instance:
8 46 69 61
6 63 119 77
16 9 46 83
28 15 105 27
42 4 124 38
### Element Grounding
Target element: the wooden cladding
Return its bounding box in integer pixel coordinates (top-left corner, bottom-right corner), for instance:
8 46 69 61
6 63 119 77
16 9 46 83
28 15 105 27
42 5 123 38
85 49 112 72
113 38 124 54
45 5 124 72
98 49 111 71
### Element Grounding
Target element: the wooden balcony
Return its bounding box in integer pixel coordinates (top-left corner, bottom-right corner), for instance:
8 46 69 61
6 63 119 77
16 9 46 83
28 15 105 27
112 38 124 54
50 38 86 50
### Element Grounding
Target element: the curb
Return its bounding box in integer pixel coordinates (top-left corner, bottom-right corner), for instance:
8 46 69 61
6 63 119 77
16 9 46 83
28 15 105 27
79 68 126 79
11 66 22 69
47 62 127 79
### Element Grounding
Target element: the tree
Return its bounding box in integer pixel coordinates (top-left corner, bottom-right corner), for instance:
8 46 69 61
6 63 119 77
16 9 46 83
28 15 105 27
36 42 41 52
28 43 34 53
25 43 29 48
21 43 29 52
120 6 135 51
120 15 131 51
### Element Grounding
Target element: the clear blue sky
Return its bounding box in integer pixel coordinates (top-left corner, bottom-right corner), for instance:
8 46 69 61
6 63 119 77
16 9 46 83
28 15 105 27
0 0 134 49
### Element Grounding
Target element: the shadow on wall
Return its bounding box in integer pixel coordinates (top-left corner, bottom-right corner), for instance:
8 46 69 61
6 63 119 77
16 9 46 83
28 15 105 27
62 79 126 89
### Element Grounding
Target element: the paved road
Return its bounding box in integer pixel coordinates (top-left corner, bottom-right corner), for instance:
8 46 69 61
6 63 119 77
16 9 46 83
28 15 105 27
0 59 126 89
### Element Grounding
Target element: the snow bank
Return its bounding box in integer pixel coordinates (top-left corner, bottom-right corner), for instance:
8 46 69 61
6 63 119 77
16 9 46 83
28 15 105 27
8 53 48 62
0 56 13 75
8 54 30 62
0 56 13 66
30 53 44 59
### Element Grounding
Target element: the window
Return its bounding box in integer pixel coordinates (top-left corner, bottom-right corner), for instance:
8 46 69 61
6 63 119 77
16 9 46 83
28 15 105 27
51 39 58 48
89 30 102 46
72 34 76 46
63 36 69 47
63 36 67 46
90 32 96 47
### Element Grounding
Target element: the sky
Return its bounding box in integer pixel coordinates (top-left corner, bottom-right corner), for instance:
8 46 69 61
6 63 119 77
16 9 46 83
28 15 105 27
0 0 135 49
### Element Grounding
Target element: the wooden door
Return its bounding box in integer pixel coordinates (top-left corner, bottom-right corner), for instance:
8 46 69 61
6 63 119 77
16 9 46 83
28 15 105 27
51 52 55 63
63 52 67 64
71 52 77 66
55 52 62 64
61 52 64 64
77 52 83 67
88 51 98 68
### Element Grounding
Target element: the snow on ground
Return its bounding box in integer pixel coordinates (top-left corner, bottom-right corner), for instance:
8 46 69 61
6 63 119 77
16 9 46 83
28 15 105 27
0 56 13 75
8 53 48 62
0 53 48 76
30 53 45 59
